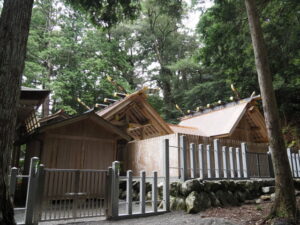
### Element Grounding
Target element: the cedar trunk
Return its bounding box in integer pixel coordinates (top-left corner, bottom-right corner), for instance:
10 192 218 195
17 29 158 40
244 0 297 220
0 0 34 224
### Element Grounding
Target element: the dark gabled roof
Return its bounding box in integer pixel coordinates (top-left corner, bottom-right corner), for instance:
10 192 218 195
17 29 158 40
18 87 51 123
38 110 132 141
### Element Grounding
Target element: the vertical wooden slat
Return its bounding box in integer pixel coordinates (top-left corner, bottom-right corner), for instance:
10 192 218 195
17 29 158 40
190 143 196 178
163 139 170 211
126 170 133 215
241 143 249 178
297 153 300 178
140 171 146 214
112 161 120 218
152 171 158 213
213 139 220 178
222 146 227 178
292 153 297 177
180 135 187 181
229 147 235 178
236 148 241 178
287 148 293 174
206 145 211 178
106 167 113 219
198 144 204 179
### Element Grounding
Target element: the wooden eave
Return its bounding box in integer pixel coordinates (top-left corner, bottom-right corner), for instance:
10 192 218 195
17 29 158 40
37 111 132 141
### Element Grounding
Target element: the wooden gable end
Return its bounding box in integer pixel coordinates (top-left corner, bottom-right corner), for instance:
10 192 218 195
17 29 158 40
97 89 173 140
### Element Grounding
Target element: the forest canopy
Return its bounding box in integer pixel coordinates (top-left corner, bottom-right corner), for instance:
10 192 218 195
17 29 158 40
21 0 300 146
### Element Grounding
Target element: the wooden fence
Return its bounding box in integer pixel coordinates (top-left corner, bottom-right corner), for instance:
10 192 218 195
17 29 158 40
108 139 170 219
176 135 300 181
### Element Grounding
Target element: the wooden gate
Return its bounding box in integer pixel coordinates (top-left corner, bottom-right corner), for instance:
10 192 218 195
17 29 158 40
38 168 109 221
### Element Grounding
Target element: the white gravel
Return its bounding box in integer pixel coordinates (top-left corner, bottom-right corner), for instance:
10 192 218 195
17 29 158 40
39 212 239 225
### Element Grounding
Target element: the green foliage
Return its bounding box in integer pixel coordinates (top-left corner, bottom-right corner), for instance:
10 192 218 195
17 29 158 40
22 0 300 143
65 0 140 27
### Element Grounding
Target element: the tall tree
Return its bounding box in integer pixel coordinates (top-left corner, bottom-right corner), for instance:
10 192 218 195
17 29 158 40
1 1 139 223
0 1 34 224
244 0 297 222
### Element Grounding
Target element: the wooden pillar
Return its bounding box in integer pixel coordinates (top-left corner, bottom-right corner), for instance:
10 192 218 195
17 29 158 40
25 157 39 225
292 153 297 177
152 171 158 213
126 170 133 215
235 148 241 178
229 147 235 178
241 143 249 178
163 139 170 211
179 136 187 181
9 167 18 198
268 147 275 178
287 148 293 174
222 146 227 178
213 139 220 178
190 143 196 179
33 164 45 224
206 145 211 178
140 171 146 214
198 144 204 179
112 161 120 218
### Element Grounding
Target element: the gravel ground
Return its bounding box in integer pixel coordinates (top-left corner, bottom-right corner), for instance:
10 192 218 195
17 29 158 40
39 212 239 225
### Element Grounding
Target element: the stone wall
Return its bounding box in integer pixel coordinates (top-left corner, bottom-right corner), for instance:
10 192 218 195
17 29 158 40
119 179 300 214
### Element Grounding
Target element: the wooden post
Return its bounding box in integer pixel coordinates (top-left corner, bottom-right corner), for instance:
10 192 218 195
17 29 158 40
297 151 300 178
235 148 241 178
268 147 275 178
241 143 249 178
295 154 300 178
198 144 204 179
190 143 196 179
140 171 146 214
222 146 227 178
229 147 235 178
206 145 211 178
292 153 297 177
152 171 158 213
106 167 113 219
126 170 133 215
287 148 293 174
9 167 18 198
112 161 120 218
72 170 80 218
213 139 220 178
163 139 170 211
179 135 187 181
25 157 39 225
33 164 45 224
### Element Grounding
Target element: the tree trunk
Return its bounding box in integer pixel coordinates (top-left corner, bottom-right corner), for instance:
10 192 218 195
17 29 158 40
244 0 297 221
159 66 174 119
0 0 34 224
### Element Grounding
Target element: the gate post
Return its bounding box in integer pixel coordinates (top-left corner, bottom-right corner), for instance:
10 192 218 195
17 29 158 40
268 146 275 178
106 167 113 219
241 143 249 178
179 135 187 182
111 161 120 219
190 143 196 179
9 167 18 198
163 139 170 211
213 139 220 178
25 157 39 225
33 164 45 224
